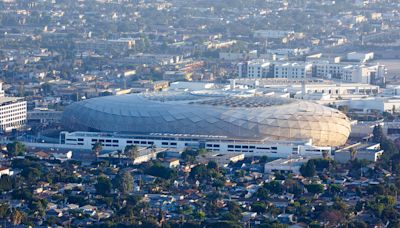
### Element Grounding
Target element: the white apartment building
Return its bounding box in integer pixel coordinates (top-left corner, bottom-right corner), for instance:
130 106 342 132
238 59 385 84
253 30 295 39
347 52 374 63
312 61 386 84
237 62 247 78
0 83 27 132
332 97 400 114
342 65 365 83
230 78 379 98
274 62 313 79
306 53 342 63
342 65 384 84
312 61 344 79
300 83 379 96
75 38 136 53
247 60 273 78
368 64 387 85
266 48 310 57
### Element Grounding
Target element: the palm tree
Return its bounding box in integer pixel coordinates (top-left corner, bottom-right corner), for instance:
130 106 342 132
124 145 139 165
117 150 122 165
116 170 134 195
322 150 329 159
92 142 102 161
150 144 157 154
350 148 357 161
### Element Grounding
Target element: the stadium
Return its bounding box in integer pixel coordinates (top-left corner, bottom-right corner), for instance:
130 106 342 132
61 92 351 147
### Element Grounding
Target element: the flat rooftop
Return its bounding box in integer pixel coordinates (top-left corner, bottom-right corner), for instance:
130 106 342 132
0 96 24 105
265 157 309 166
63 131 314 146
200 152 244 159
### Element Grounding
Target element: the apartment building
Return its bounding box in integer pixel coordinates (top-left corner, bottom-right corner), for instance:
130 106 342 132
0 83 27 132
273 62 313 79
247 60 273 78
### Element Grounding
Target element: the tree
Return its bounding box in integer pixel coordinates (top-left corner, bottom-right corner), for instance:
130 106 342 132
12 188 33 201
372 125 384 143
227 201 242 219
117 150 122 164
370 202 385 218
21 167 42 182
306 184 324 195
95 176 113 196
189 164 220 182
212 177 225 190
207 161 219 170
0 203 9 219
350 148 358 161
40 83 52 95
92 142 102 160
181 148 199 162
256 187 270 199
380 137 398 155
221 212 239 221
6 141 25 157
116 170 134 195
300 160 316 177
367 184 386 195
264 181 285 194
322 150 329 159
29 199 47 218
0 174 13 193
207 221 241 228
384 111 395 121
355 201 365 213
259 155 269 164
319 210 345 226
234 170 245 178
376 195 396 207
378 136 400 172
348 220 367 228
194 210 206 221
124 145 139 164
198 149 207 155
150 144 156 153
312 158 332 171
251 202 267 214
328 184 342 196
145 163 176 180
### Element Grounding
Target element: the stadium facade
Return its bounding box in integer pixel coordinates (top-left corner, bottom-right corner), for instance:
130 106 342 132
60 92 351 157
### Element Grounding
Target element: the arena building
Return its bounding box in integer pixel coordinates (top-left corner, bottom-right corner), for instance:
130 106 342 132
60 92 351 157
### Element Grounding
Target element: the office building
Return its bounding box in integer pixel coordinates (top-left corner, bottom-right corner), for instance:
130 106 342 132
0 83 27 132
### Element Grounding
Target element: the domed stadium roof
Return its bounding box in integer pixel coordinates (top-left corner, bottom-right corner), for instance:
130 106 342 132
61 92 351 147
